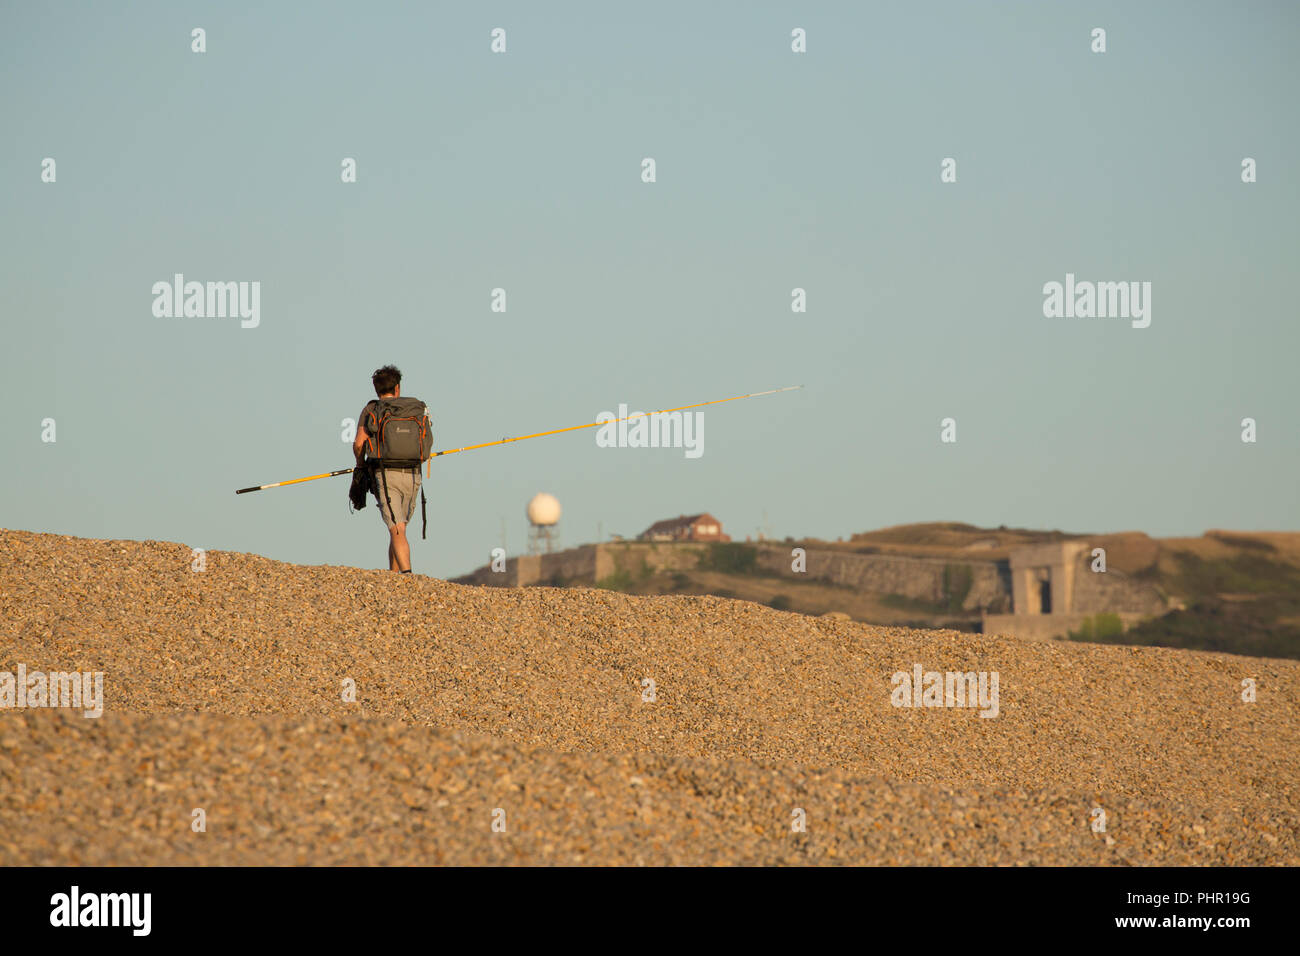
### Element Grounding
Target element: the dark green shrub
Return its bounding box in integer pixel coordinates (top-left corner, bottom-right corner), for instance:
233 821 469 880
595 569 634 592
942 564 973 612
702 543 758 575
1068 613 1124 642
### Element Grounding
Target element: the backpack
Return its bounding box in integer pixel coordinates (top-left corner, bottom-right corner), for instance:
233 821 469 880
361 396 433 540
364 397 433 467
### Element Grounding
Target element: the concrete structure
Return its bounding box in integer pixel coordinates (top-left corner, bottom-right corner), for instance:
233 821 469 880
639 513 730 543
490 543 615 588
1008 541 1089 616
456 541 706 589
982 541 1168 641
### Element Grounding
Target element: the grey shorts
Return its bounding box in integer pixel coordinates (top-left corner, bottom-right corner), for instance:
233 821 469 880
372 467 422 528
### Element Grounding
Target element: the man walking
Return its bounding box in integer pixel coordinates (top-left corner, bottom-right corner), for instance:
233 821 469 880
353 365 432 573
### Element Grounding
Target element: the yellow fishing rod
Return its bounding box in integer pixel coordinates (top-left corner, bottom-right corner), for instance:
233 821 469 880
235 384 802 494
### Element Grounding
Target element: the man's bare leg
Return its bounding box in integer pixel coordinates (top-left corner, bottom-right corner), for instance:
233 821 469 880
388 522 411 572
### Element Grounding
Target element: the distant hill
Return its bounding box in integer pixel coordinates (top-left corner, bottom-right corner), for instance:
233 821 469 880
457 523 1300 661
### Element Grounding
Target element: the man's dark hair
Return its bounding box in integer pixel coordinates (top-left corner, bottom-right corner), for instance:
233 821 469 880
372 365 401 396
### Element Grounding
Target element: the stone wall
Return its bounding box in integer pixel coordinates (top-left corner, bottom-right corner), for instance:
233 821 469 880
455 541 715 588
1071 562 1169 615
453 544 613 588
604 542 706 577
754 546 1007 612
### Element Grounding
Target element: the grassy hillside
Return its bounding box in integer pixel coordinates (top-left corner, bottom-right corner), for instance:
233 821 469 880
577 526 1300 660
1071 535 1300 660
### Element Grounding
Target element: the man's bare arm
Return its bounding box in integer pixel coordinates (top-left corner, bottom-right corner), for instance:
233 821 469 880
353 428 368 467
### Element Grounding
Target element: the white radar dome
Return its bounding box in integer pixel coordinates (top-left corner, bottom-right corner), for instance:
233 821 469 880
526 492 562 526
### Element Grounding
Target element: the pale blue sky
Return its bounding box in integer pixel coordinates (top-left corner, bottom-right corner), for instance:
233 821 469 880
2 1 1297 577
